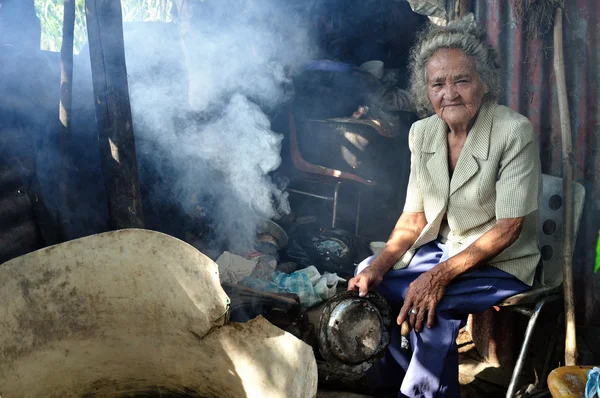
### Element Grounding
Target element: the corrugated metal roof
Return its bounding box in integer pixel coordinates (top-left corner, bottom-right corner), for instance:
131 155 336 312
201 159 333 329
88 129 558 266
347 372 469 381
474 0 600 325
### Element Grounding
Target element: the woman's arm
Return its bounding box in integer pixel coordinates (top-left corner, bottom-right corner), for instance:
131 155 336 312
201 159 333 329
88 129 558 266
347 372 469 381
373 121 428 273
397 217 524 332
431 217 524 284
397 217 526 333
349 122 427 296
348 211 427 296
369 211 427 276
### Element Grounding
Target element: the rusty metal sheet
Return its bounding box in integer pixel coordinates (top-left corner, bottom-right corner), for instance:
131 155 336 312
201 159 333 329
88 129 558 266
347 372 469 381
474 0 600 325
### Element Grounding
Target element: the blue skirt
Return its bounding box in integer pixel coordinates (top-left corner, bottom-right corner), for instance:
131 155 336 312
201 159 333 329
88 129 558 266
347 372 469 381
356 240 530 398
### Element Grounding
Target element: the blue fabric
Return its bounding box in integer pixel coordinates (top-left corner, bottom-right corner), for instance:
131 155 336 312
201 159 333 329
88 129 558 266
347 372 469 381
356 241 531 398
586 367 600 398
272 269 319 308
242 266 333 308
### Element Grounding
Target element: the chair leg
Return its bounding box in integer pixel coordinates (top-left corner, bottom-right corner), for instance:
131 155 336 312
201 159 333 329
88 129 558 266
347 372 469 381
505 298 549 398
331 181 341 228
354 190 362 236
539 312 562 389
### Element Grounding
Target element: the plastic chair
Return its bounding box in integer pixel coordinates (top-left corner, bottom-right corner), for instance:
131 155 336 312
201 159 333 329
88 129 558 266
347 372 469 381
500 174 586 398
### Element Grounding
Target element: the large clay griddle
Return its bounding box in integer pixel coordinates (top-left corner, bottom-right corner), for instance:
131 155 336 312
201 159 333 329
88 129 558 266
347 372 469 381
0 229 317 397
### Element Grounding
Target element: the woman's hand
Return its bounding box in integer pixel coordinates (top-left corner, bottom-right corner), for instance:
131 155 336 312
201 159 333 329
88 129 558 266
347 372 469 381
397 269 448 332
348 267 384 297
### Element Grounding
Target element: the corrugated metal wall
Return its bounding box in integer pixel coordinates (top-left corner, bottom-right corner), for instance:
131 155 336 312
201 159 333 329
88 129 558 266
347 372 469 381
474 0 600 325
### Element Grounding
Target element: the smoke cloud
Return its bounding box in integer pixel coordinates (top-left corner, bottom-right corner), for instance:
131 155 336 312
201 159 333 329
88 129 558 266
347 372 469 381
120 1 316 254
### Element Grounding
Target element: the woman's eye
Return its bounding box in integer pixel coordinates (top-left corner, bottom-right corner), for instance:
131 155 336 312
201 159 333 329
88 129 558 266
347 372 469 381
457 80 468 84
432 83 442 88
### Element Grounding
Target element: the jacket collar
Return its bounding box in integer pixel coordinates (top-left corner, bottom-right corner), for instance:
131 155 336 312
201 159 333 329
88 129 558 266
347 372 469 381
422 99 494 159
423 100 495 197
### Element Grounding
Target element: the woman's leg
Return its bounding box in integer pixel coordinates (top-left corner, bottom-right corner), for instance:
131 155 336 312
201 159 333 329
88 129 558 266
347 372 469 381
356 242 531 398
399 268 530 398
357 242 447 395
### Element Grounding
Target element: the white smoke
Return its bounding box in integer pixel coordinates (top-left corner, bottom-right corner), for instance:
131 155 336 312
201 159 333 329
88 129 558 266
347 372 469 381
122 1 315 253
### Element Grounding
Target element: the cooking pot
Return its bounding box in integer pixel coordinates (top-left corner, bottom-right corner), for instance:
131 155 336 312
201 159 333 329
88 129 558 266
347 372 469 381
318 290 392 374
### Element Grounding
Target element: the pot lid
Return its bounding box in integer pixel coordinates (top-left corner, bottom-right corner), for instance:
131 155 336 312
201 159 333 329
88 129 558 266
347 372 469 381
318 290 392 374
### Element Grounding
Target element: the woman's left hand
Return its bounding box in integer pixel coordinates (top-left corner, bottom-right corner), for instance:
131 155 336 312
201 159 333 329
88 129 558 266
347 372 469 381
397 269 449 332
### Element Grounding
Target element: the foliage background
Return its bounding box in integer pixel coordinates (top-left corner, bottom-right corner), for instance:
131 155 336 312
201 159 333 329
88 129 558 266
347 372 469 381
34 0 173 53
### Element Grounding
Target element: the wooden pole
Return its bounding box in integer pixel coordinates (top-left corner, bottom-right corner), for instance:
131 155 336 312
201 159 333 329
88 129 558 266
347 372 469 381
58 0 76 240
85 0 144 229
456 0 471 18
448 0 471 20
553 6 577 366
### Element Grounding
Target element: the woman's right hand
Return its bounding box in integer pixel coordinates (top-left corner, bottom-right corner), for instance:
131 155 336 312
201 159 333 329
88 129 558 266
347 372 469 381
347 267 384 297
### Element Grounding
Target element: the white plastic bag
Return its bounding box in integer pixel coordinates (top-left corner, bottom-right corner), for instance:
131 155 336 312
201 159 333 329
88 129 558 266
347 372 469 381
313 271 346 301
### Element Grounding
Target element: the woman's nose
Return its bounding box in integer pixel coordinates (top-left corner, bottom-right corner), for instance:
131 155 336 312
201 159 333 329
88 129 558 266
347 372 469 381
443 85 459 101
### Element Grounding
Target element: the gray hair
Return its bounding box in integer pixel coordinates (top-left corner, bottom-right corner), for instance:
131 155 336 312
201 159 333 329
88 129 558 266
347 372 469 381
409 16 501 117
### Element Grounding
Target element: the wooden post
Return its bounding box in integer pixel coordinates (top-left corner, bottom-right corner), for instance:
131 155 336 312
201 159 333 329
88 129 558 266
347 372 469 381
85 0 144 229
553 7 577 366
448 0 471 20
58 0 76 240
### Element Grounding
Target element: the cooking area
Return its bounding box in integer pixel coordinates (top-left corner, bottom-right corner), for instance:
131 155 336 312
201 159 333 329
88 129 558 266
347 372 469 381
1 1 599 397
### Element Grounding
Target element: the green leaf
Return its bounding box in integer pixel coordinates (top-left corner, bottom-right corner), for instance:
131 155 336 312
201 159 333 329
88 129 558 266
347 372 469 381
36 0 172 53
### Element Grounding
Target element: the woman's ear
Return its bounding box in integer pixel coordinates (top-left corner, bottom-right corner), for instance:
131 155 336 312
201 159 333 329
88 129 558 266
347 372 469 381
483 83 489 95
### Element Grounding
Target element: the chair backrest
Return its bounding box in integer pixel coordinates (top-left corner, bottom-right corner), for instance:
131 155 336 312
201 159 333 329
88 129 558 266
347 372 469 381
538 174 586 288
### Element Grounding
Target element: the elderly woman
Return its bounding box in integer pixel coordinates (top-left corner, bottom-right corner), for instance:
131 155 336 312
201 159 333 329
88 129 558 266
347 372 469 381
348 17 541 398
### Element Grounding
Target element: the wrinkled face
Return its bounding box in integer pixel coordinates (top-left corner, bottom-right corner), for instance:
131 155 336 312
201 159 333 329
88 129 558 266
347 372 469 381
426 48 487 127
